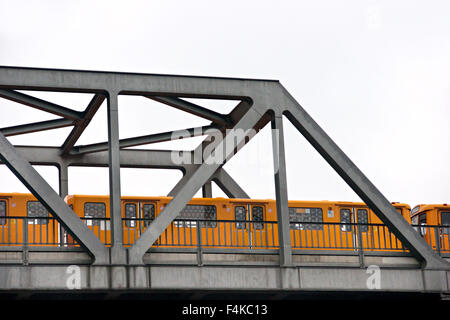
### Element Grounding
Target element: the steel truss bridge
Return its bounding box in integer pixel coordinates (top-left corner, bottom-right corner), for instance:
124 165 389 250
0 66 448 299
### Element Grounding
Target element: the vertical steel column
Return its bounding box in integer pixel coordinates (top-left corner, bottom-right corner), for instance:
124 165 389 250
59 163 69 247
107 92 126 264
202 181 213 198
271 115 292 266
59 164 69 198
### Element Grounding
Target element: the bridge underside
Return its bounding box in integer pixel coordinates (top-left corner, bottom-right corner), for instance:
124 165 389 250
0 263 448 298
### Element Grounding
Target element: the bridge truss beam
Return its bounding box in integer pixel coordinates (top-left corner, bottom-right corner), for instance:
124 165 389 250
0 66 448 270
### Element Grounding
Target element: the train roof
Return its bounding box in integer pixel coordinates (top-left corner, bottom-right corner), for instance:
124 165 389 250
1 193 411 209
411 204 450 216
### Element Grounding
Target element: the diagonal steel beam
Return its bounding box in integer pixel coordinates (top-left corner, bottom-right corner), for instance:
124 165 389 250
70 124 218 155
61 93 105 155
0 132 108 264
128 107 264 264
147 96 233 127
211 168 250 199
167 166 250 199
0 89 84 120
281 85 450 270
0 118 74 137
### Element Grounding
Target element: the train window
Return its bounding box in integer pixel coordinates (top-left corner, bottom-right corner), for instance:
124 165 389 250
357 209 368 232
27 201 49 225
0 201 6 225
143 204 155 227
124 203 137 228
441 212 450 235
84 202 106 227
289 207 323 230
176 205 217 228
235 206 247 229
419 214 427 236
252 206 264 230
340 209 352 232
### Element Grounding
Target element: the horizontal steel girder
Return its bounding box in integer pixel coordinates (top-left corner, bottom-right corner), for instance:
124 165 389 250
70 124 219 155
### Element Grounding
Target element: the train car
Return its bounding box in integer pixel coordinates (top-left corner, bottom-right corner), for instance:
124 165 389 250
286 200 410 252
65 194 272 249
0 192 414 255
64 194 411 253
0 193 58 246
410 204 450 254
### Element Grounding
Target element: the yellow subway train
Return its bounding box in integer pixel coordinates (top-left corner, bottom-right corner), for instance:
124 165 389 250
0 192 448 254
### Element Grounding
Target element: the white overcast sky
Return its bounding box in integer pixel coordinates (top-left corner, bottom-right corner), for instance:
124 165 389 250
0 0 449 207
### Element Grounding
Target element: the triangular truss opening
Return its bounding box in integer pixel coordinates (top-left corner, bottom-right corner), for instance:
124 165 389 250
72 99 108 146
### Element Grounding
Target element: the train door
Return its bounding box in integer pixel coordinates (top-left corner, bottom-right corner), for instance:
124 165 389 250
232 204 267 249
338 207 370 250
250 205 266 248
122 201 156 246
439 211 450 253
123 201 138 246
339 207 355 249
418 213 429 245
354 208 371 249
0 199 9 245
141 201 157 243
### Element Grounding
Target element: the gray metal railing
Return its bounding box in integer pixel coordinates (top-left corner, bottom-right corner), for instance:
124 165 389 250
1 216 449 258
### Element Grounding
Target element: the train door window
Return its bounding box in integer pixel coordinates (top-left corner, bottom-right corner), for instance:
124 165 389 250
419 214 427 236
27 201 49 225
252 206 264 230
441 212 450 235
0 201 6 225
124 203 137 227
289 207 323 230
84 202 106 228
142 204 155 227
235 206 247 229
357 209 368 232
340 209 352 232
